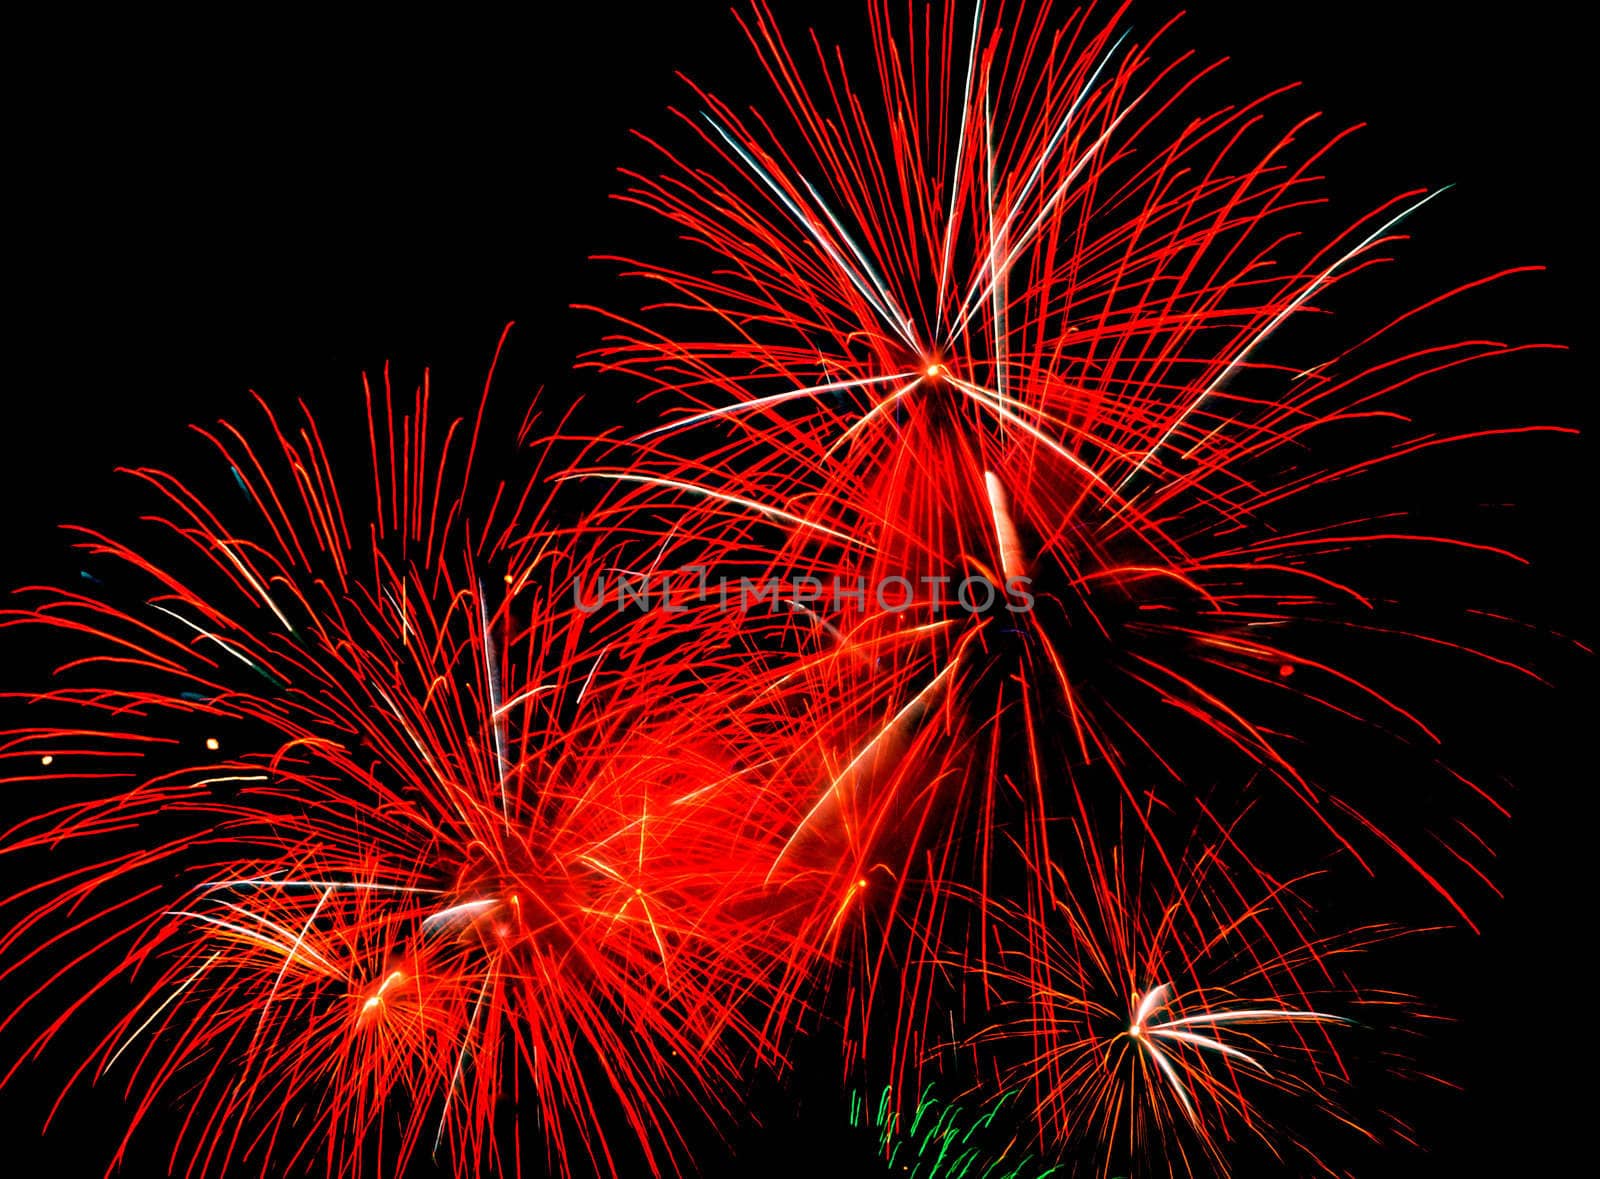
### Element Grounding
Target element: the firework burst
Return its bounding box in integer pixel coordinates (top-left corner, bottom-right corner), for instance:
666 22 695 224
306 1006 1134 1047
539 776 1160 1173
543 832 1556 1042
0 3 1566 1176
572 0 1560 1166
953 825 1419 1177
584 0 1558 907
0 333 794 1177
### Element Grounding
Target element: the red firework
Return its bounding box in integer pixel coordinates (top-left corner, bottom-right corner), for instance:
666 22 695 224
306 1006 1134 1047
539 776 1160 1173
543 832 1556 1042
956 822 1419 1177
583 0 1558 890
0 3 1565 1177
0 333 797 1178
574 0 1563 1160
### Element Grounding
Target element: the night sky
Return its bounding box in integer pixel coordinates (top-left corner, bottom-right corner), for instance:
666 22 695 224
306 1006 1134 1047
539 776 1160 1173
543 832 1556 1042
4 3 1588 1175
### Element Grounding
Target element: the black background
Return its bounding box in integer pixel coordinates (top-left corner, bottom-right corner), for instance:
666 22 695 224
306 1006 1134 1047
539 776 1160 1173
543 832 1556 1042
3 2 1588 1175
